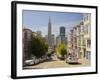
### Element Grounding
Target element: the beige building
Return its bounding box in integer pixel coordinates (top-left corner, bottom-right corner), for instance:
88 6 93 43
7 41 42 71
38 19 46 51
76 21 85 59
68 13 91 61
83 13 91 60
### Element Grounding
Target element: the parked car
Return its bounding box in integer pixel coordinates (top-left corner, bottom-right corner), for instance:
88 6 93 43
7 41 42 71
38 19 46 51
42 56 46 61
25 59 35 66
34 58 40 64
24 56 36 66
65 53 78 64
38 57 43 63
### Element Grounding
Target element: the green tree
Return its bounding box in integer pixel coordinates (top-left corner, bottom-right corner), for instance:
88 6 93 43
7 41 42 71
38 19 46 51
56 44 67 59
31 36 48 58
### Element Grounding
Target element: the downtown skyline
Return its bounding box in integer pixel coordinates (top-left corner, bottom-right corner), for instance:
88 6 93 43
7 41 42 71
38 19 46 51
23 10 83 37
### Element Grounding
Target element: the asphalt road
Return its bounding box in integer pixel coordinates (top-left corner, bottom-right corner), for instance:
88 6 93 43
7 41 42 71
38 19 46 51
23 55 90 69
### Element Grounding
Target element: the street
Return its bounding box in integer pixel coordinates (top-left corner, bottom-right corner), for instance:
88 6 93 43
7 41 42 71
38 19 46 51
23 54 90 69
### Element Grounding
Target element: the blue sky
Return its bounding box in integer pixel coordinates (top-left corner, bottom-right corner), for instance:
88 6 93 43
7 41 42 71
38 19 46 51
23 10 83 37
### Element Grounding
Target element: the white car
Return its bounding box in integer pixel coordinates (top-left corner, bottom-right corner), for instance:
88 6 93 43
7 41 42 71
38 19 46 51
34 58 40 64
25 60 35 66
66 53 78 64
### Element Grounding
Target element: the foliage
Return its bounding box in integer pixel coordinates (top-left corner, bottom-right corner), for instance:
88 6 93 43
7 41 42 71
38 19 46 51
56 44 67 58
31 35 48 58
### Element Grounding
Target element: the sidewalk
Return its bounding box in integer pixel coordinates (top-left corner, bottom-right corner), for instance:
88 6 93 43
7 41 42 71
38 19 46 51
78 58 91 66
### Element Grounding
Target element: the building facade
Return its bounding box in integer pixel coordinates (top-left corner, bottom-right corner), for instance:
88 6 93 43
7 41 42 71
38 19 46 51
23 28 33 66
51 34 55 47
76 22 85 59
68 13 91 61
83 13 91 60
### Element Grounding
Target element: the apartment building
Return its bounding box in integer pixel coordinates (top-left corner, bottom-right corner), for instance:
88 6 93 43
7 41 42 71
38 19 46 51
68 13 91 60
83 13 91 60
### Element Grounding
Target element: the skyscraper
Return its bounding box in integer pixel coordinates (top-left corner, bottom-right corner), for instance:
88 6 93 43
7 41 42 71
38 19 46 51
48 16 52 47
56 26 67 46
51 34 55 46
60 26 65 36
60 26 66 44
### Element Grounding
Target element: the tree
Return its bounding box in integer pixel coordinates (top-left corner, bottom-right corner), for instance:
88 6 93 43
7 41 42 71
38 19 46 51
56 44 67 59
31 36 48 58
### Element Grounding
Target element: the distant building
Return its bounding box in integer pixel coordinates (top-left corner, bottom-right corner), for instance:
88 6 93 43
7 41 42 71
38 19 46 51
56 26 67 46
44 35 48 44
47 17 52 47
51 34 55 47
36 31 42 36
60 26 65 36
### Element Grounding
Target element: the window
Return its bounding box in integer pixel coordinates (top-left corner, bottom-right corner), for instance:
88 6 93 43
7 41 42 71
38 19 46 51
84 25 88 34
88 25 91 33
87 39 91 48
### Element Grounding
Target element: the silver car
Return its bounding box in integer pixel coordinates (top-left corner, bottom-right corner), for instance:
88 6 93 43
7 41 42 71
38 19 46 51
25 60 35 66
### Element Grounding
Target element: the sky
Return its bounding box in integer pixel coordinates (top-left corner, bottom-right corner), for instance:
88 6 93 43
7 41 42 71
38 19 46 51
23 10 83 37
